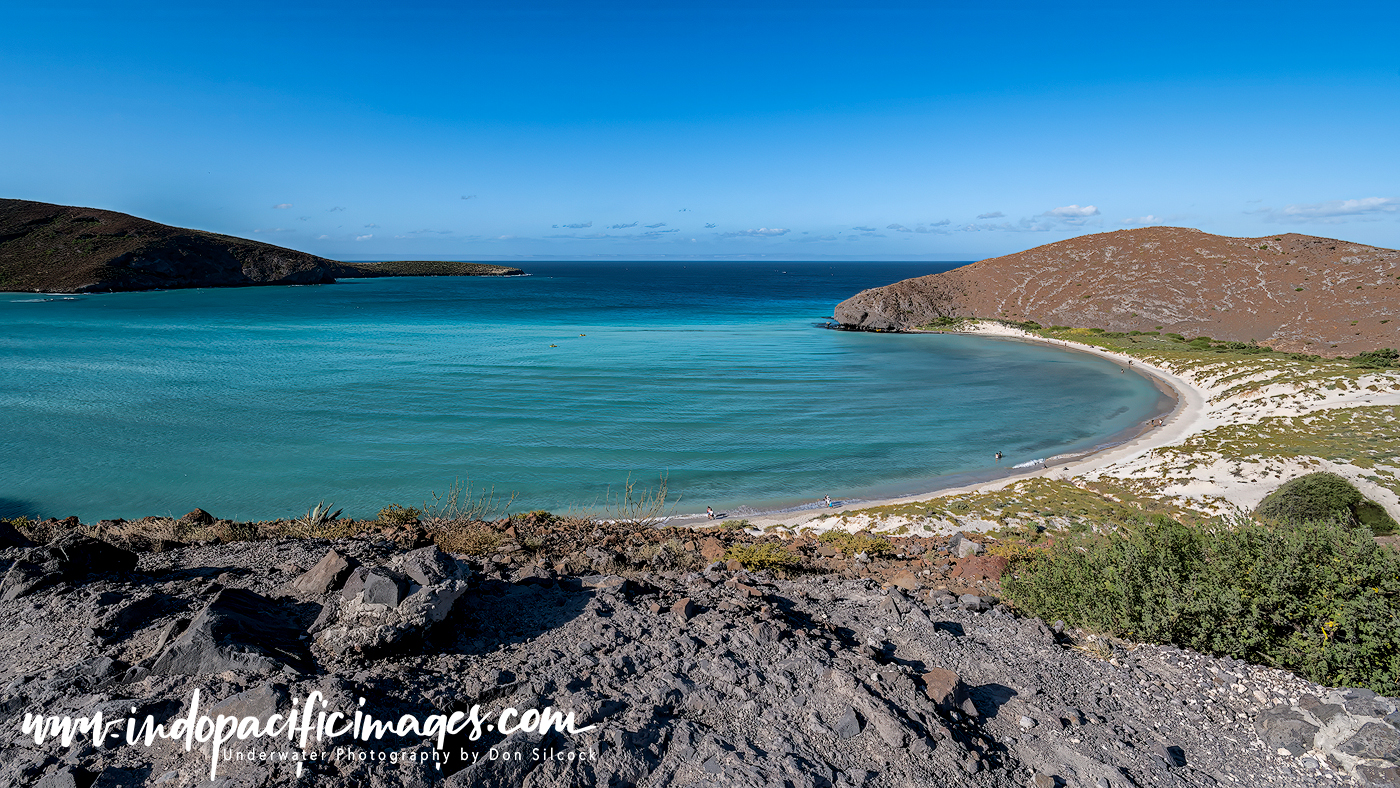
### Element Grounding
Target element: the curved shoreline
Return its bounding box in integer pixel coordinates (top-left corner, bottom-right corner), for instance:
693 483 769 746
671 322 1206 530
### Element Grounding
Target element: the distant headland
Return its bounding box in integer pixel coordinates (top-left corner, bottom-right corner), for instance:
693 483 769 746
0 198 521 293
835 226 1399 357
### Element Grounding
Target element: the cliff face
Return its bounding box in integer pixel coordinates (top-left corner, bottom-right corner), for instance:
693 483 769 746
834 227 1400 356
0 199 338 292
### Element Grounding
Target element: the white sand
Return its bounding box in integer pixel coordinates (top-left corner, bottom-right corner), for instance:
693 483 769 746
685 321 1400 534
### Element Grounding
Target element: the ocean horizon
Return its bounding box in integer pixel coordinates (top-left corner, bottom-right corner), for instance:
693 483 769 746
0 261 1169 522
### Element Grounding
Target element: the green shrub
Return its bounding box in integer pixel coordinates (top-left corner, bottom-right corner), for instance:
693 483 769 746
1353 348 1399 369
724 542 797 571
1004 516 1400 693
817 530 893 556
377 504 422 525
1255 472 1396 534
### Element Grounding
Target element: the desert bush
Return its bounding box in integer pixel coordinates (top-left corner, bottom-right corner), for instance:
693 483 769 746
724 542 797 571
430 522 505 556
1004 515 1400 693
816 530 893 556
377 504 422 526
1255 472 1397 535
423 477 515 524
1353 348 1399 369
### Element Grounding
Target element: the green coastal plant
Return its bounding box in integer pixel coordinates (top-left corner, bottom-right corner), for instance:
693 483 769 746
1004 515 1400 694
724 542 798 571
1255 472 1397 535
816 530 893 556
377 504 422 526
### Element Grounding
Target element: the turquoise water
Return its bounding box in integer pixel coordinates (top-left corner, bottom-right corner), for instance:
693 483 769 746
0 262 1169 521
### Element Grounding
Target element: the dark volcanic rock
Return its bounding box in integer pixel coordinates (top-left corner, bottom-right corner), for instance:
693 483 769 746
286 548 355 598
149 588 311 674
0 532 137 600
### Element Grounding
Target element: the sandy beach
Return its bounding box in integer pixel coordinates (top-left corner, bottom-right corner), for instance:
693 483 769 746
674 320 1400 533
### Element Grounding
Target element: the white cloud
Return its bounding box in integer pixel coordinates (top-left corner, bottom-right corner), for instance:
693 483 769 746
364 224 379 228
645 222 667 229
316 234 329 239
354 234 373 242
552 221 592 229
273 203 292 209
1045 204 1100 218
852 226 877 232
329 207 346 212
976 211 1004 219
607 222 639 229
1039 204 1101 227
887 223 912 232
253 227 294 233
461 195 476 200
1266 197 1399 224
1121 215 1165 226
719 228 789 238
704 223 716 229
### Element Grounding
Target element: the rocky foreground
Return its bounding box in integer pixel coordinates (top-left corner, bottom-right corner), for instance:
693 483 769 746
3 519 1398 788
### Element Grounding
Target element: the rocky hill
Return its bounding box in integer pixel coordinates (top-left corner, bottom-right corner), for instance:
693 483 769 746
834 227 1400 356
0 199 340 292
0 514 1391 787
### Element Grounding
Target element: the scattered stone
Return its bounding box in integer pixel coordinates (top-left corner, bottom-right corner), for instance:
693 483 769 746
671 597 696 623
285 548 355 598
179 508 215 526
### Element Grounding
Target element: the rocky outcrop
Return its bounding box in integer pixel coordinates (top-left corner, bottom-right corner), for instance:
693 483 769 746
0 527 1387 787
0 532 136 600
0 198 338 292
834 226 1400 356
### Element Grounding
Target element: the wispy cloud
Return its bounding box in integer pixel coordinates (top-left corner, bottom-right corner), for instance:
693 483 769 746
958 219 1055 233
704 223 716 229
852 226 877 232
354 234 373 241
1261 197 1399 224
552 221 592 229
607 222 639 229
253 227 295 233
887 223 912 232
639 229 678 237
976 211 1004 219
394 229 455 238
364 224 379 228
329 207 346 212
1121 215 1166 226
644 222 667 229
460 195 476 200
273 203 291 209
298 216 309 221
718 227 789 238
316 234 329 239
1040 204 1101 226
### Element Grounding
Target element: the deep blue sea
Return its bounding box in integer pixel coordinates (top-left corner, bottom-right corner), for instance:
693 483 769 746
0 262 1169 522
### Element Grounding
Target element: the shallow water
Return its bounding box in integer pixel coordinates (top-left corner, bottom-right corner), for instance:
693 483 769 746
0 262 1169 521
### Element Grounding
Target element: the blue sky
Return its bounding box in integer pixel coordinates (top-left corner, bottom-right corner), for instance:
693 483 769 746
3 1 1397 260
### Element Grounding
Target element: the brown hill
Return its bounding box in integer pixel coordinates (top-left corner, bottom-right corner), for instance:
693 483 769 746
0 198 337 292
834 226 1400 356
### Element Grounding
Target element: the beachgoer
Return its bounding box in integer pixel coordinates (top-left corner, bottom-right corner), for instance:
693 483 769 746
706 506 714 520
823 495 832 508
995 451 1003 460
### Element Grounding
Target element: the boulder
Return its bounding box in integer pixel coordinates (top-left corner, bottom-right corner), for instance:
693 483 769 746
150 588 311 675
921 668 967 711
950 555 1009 582
949 532 984 558
286 548 355 598
1255 705 1319 756
315 551 472 655
179 508 215 526
0 532 138 600
699 537 726 562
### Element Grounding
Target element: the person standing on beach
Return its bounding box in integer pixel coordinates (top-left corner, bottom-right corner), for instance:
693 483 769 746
823 495 831 508
706 506 714 520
